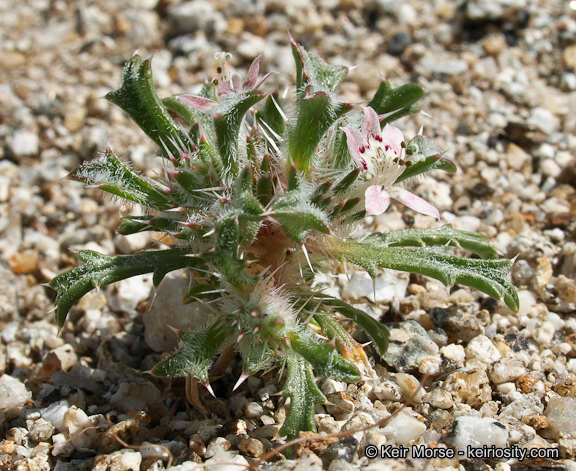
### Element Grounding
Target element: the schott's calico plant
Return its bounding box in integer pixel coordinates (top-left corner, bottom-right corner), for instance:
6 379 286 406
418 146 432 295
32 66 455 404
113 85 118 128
50 42 518 440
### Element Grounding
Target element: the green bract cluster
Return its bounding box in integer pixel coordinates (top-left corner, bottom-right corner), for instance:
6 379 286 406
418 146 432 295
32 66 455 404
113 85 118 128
50 41 518 440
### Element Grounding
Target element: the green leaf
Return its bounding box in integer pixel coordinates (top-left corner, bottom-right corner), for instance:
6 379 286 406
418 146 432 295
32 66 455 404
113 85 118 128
69 149 172 211
332 168 360 195
272 194 331 244
328 125 352 169
291 40 348 94
336 241 518 311
289 328 360 382
204 216 258 289
280 356 326 441
313 311 377 366
241 336 275 375
213 90 267 182
183 283 221 304
314 295 390 357
364 225 498 259
289 41 353 172
368 81 425 127
152 318 233 382
289 92 352 172
118 216 180 235
395 155 456 183
255 94 287 145
381 104 421 126
162 96 201 127
49 248 202 326
106 54 190 160
395 135 456 183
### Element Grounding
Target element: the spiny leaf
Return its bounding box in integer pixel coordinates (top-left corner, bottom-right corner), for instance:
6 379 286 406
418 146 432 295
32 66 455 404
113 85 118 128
204 216 258 289
336 242 518 311
183 283 221 304
152 318 233 381
69 149 172 210
381 103 421 125
289 328 360 382
280 356 326 441
291 40 348 94
49 248 202 326
106 54 190 159
241 336 275 375
364 225 498 259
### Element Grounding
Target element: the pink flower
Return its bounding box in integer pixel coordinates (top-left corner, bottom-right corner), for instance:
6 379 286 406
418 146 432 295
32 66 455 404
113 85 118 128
340 107 440 219
178 52 275 114
216 52 275 97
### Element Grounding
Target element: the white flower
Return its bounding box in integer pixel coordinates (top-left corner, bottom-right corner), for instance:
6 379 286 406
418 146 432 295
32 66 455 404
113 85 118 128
340 107 440 218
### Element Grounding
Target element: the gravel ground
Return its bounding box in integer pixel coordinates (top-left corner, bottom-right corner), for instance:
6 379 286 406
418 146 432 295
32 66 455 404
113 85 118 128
1 0 576 470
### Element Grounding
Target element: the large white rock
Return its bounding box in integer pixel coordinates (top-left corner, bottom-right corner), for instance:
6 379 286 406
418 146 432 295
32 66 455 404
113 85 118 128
544 397 576 439
109 274 153 314
144 272 211 352
10 130 39 157
341 270 409 303
450 416 508 455
0 374 31 415
381 412 426 444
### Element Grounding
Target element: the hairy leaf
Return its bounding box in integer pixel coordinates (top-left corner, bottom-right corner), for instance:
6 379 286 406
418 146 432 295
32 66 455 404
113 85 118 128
118 216 181 235
291 40 348 94
280 356 326 441
69 149 172 210
204 216 258 289
289 92 352 172
152 318 233 381
49 248 201 326
255 94 287 148
163 96 201 127
106 54 190 160
213 90 267 181
336 241 518 311
289 328 360 382
273 207 330 244
364 225 498 259
313 311 374 366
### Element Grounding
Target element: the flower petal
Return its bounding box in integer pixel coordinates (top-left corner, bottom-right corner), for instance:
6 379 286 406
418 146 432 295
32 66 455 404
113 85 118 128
231 75 242 92
388 187 440 219
362 107 382 142
252 71 277 91
365 185 390 216
244 53 263 89
341 126 368 170
178 95 217 113
381 124 404 157
218 81 232 95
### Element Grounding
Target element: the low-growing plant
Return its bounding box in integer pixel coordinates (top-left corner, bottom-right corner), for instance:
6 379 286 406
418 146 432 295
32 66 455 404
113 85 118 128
50 41 518 440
